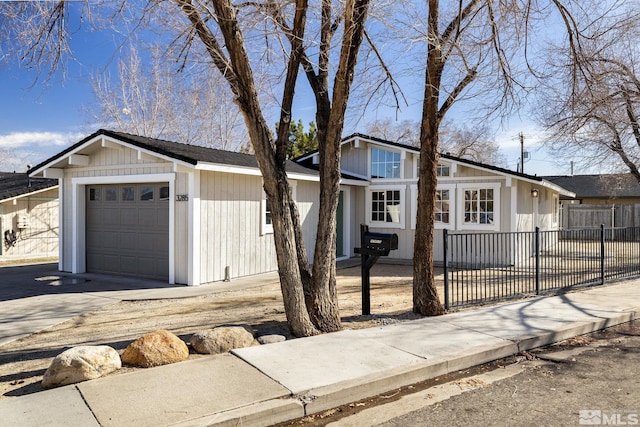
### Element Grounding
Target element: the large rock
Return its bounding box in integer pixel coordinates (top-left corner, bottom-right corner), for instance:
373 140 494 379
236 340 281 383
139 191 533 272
42 345 121 389
190 325 255 354
121 330 189 368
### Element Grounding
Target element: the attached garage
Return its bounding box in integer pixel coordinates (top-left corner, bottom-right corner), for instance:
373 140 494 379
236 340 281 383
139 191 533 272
86 183 170 280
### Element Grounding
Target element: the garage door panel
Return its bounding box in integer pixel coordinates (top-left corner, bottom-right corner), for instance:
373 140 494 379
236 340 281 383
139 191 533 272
119 209 138 226
101 255 121 273
101 208 121 226
86 184 169 280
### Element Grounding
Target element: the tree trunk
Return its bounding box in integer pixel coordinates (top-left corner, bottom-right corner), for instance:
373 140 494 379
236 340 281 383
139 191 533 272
177 0 319 336
413 130 445 316
309 111 342 331
413 0 445 316
307 0 371 332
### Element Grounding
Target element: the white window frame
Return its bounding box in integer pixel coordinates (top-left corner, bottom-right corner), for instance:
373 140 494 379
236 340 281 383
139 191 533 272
366 185 406 229
369 147 403 180
457 182 501 231
261 181 296 236
552 194 559 227
261 191 273 235
411 183 456 229
436 163 451 177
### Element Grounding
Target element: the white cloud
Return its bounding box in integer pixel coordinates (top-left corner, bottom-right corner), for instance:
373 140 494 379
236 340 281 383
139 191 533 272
0 131 83 149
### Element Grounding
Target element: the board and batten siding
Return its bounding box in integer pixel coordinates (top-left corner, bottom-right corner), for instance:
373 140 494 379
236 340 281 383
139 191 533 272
198 173 321 283
296 180 320 264
0 188 59 260
341 143 369 177
199 171 276 283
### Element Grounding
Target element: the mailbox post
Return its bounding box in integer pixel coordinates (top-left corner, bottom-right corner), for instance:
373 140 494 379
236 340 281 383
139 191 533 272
354 224 398 315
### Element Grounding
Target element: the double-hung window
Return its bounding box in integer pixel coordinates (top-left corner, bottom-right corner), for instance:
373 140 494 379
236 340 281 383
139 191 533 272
371 148 401 179
368 186 405 228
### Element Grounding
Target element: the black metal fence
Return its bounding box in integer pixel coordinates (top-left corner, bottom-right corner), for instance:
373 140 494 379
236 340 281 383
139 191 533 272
443 225 640 310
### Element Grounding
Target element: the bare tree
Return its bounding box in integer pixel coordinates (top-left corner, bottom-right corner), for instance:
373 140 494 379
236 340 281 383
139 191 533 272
89 43 248 151
2 0 380 336
364 118 505 166
439 122 506 167
538 3 640 181
409 0 623 315
365 118 420 145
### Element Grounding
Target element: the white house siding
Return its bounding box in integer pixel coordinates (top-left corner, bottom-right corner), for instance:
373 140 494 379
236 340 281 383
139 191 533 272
59 144 177 275
0 188 59 261
347 186 366 256
341 143 369 177
296 180 320 264
199 171 278 283
173 170 190 284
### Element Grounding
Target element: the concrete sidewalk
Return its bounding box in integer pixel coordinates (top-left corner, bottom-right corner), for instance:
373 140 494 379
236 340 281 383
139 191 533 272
1 280 638 427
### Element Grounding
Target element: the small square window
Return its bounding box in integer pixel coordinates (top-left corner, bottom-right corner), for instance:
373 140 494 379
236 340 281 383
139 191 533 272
122 186 135 201
436 164 450 177
140 186 154 201
159 186 170 201
265 199 272 225
89 188 100 201
105 187 117 201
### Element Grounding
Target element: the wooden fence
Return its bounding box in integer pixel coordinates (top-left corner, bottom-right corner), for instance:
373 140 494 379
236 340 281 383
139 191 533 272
560 203 640 229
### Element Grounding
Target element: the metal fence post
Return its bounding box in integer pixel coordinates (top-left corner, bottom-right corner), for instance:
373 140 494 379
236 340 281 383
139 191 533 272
535 226 540 295
600 224 605 285
443 228 449 311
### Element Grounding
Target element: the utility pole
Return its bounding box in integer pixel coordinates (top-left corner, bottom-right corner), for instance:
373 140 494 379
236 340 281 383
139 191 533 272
520 132 525 174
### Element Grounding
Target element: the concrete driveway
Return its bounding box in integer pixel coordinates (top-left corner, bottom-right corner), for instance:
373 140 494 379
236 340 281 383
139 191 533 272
0 263 280 346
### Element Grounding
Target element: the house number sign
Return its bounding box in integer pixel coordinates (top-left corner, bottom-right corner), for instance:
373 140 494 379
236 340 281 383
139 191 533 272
176 194 189 202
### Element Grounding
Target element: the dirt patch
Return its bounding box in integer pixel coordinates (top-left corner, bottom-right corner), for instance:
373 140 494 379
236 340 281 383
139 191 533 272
0 264 428 399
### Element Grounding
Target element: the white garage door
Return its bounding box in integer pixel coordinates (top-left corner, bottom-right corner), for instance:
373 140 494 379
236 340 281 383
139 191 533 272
86 183 170 280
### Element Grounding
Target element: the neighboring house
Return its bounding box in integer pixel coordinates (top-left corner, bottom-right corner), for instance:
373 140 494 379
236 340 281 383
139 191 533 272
30 130 573 285
544 174 640 205
0 172 59 262
544 174 640 228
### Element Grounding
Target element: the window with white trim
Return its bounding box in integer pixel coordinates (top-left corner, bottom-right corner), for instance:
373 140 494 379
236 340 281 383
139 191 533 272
436 163 451 177
414 159 451 179
261 182 296 235
371 148 401 179
461 187 498 227
367 185 405 228
261 192 274 235
435 189 451 224
552 195 559 226
410 183 455 229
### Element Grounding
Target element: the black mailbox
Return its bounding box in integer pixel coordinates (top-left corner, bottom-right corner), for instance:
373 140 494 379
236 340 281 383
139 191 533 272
363 231 398 256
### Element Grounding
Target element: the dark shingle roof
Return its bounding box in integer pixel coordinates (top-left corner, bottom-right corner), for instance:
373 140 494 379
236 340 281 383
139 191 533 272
543 174 640 199
0 172 57 201
30 129 319 177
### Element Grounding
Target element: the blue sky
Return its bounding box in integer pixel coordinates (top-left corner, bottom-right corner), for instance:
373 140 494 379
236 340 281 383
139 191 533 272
0 6 598 177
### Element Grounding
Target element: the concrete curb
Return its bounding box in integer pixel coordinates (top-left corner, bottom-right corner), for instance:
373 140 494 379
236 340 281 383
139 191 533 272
194 310 637 426
169 398 305 427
